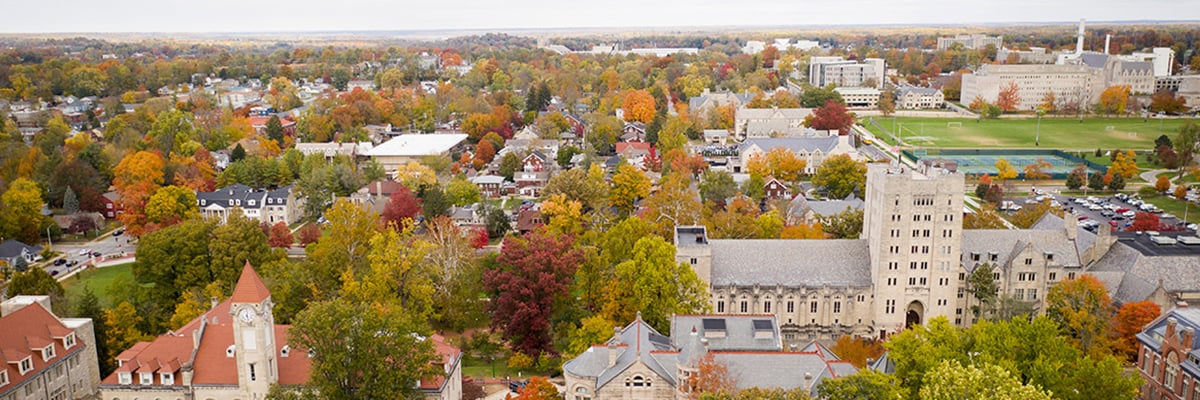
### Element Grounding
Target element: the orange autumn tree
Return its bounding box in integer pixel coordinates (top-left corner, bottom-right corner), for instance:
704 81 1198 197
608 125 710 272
996 81 1021 112
780 222 824 239
830 335 886 368
510 376 558 400
113 151 166 236
1046 274 1115 356
688 352 736 398
623 89 656 123
1111 300 1160 362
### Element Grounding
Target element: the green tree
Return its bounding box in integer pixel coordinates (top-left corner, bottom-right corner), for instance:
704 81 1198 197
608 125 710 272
1065 165 1086 190
445 176 482 206
812 155 867 199
565 315 617 358
1087 171 1105 191
290 299 436 400
817 370 905 400
609 163 651 215
63 186 79 215
306 199 379 296
699 170 737 203
146 109 199 155
740 174 765 201
543 165 609 211
420 185 450 221
266 115 285 143
208 212 274 290
8 268 68 315
498 152 522 181
822 207 864 239
1175 122 1198 177
557 145 581 169
71 288 113 375
919 360 1052 400
133 218 218 311
603 236 709 333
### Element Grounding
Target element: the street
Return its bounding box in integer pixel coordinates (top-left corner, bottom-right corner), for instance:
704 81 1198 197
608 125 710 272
45 229 136 276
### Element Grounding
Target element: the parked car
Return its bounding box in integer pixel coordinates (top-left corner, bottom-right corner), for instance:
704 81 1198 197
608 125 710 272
509 380 528 393
91 251 102 258
79 249 91 256
53 258 67 266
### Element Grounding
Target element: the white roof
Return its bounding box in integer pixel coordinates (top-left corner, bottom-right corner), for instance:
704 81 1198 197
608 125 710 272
366 134 467 157
470 175 505 184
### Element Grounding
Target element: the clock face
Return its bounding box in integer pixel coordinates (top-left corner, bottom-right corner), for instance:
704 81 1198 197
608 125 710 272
239 308 254 322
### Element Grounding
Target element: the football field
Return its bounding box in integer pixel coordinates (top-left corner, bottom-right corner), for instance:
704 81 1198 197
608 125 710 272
863 116 1195 149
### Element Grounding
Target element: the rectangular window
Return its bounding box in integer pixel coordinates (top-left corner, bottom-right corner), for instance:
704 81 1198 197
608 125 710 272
763 301 772 313
787 301 795 313
1014 289 1025 299
249 364 257 381
811 302 818 313
910 262 918 270
919 277 927 285
118 372 132 385
1029 289 1038 300
1049 272 1057 281
63 333 76 349
834 302 842 313
140 372 153 385
0 370 7 387
18 358 32 374
993 272 1000 281
160 373 174 385
42 345 55 361
740 301 748 313
1025 258 1033 265
717 301 725 313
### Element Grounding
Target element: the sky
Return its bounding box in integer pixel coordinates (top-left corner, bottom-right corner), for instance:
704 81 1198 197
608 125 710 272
3 0 1197 33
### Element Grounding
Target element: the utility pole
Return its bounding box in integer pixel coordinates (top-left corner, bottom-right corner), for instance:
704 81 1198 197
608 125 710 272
1035 108 1045 147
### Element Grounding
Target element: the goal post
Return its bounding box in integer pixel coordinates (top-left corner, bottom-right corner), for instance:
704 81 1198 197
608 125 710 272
946 122 963 128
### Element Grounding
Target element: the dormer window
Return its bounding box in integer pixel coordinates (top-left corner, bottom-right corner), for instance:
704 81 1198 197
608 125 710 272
226 345 236 358
248 199 256 206
0 370 8 387
63 333 76 349
140 372 153 385
17 357 32 374
201 199 206 206
228 199 234 206
118 372 132 385
160 372 174 385
41 344 55 361
280 345 290 358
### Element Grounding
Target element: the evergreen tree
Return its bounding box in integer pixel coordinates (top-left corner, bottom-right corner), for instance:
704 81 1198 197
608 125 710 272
63 186 79 215
266 115 285 143
72 288 114 375
231 143 247 162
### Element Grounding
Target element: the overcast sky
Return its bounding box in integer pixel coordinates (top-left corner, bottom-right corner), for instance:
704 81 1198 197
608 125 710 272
3 0 1197 33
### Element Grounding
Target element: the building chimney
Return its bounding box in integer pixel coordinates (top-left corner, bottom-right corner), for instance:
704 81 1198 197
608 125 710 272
1104 34 1111 55
210 296 219 310
1076 19 1086 55
804 372 813 388
1166 317 1178 338
608 327 620 367
1178 301 1189 309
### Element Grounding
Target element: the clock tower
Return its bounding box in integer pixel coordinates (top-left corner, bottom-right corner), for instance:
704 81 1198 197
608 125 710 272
230 261 278 399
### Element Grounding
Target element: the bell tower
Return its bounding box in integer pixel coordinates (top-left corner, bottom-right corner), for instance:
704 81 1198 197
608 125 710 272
230 261 278 399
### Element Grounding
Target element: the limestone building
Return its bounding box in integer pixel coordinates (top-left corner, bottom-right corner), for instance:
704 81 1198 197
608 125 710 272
961 64 1103 112
561 314 855 400
937 34 1003 50
0 296 101 400
809 58 885 89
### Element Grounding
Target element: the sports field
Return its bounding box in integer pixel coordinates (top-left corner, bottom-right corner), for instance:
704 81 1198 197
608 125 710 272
863 117 1195 149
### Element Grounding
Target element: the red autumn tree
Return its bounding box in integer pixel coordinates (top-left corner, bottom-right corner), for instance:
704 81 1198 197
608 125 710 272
483 229 584 355
381 186 422 230
469 228 489 249
1130 212 1161 232
267 221 294 248
474 140 496 165
689 352 736 398
1111 300 1160 362
297 223 322 246
808 99 855 135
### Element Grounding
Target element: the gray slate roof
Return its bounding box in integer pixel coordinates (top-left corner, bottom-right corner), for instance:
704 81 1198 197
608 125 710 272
0 240 41 259
739 137 839 155
1030 213 1097 257
959 228 1083 272
897 87 940 97
561 317 677 389
1089 239 1200 304
197 184 292 210
671 315 783 356
708 239 872 288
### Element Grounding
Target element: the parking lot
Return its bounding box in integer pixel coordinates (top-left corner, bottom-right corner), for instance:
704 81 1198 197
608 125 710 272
1008 189 1198 234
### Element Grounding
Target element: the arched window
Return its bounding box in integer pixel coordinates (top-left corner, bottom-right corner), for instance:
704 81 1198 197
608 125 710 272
632 375 645 387
1166 352 1180 392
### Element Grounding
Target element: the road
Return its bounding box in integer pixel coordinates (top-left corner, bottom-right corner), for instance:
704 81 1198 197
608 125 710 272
46 229 136 276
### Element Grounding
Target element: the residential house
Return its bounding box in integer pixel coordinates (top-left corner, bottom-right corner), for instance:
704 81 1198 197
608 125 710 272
523 151 548 172
249 116 297 137
764 178 791 200
786 194 865 225
688 89 755 115
703 130 729 145
294 142 373 160
895 87 945 109
615 142 653 167
621 123 647 142
449 206 481 227
561 313 856 399
0 240 42 267
420 335 463 400
0 295 102 400
469 175 506 199
346 180 408 215
1135 304 1200 400
346 80 376 91
101 192 122 219
516 208 542 234
196 184 304 225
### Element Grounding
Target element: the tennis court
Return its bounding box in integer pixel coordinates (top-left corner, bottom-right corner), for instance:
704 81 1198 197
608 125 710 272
906 149 1106 179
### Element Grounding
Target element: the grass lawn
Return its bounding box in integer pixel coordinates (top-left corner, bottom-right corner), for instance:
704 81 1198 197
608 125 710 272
1142 195 1200 225
861 117 1194 149
462 359 522 380
62 263 134 307
1157 171 1200 185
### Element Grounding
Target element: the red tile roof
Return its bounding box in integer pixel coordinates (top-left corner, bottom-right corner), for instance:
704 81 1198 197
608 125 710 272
231 261 271 303
419 334 462 391
0 301 86 391
615 142 652 153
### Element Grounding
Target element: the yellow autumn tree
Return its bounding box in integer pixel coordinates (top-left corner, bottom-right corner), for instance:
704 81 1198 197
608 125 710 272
995 158 1018 181
622 89 656 123
1111 150 1139 179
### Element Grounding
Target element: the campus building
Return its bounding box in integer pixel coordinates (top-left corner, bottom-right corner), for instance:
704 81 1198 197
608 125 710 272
1135 304 1200 400
937 34 1003 50
0 296 101 400
961 64 1104 112
809 57 885 89
676 161 1194 344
